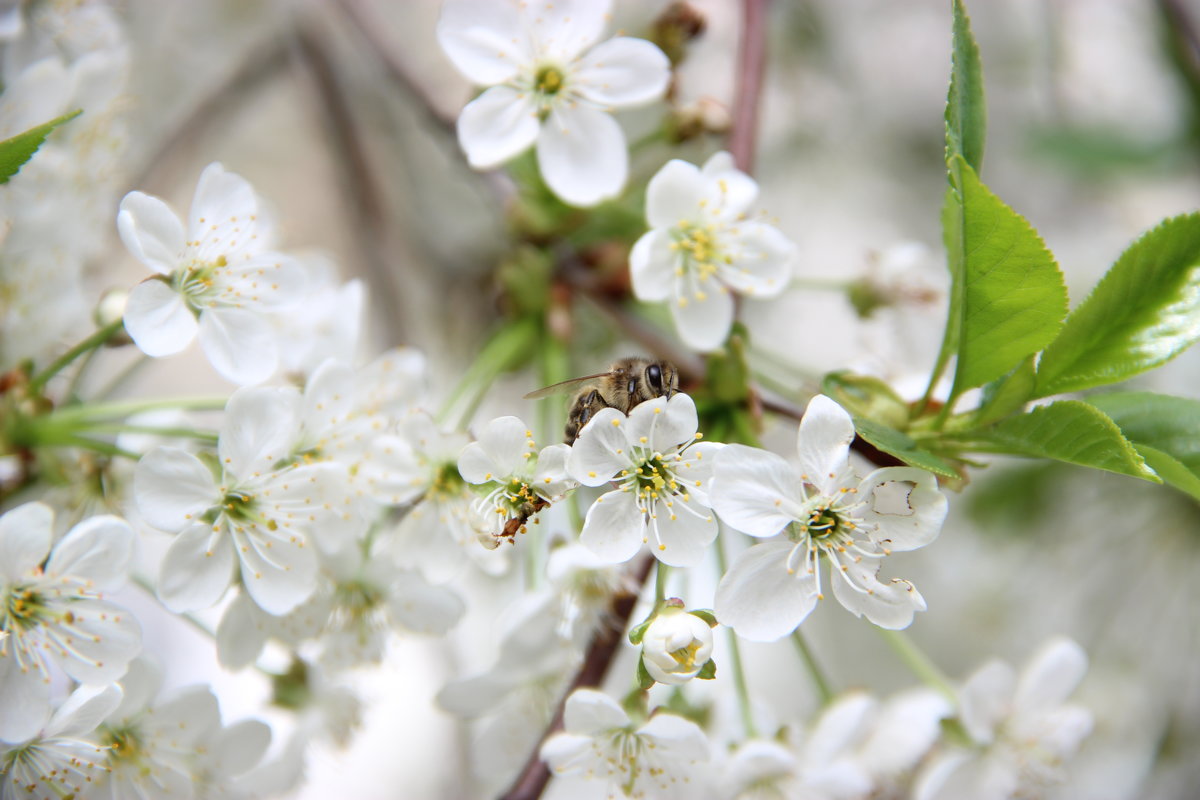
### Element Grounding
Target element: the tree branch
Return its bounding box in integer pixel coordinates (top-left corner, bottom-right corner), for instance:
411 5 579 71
728 0 770 172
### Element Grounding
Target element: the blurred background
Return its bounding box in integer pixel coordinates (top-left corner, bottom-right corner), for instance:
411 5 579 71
6 0 1200 797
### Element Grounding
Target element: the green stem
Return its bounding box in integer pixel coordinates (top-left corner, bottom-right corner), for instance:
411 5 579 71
655 562 670 606
877 628 957 702
78 423 219 442
46 395 228 423
62 435 139 460
788 276 853 292
28 319 124 394
437 318 538 429
791 630 834 703
94 354 150 400
715 527 758 738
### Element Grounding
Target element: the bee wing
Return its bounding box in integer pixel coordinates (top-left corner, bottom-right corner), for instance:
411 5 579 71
523 372 609 400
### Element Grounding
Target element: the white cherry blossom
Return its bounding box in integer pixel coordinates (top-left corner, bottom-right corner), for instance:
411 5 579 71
134 386 366 616
541 688 710 800
639 604 715 686
117 162 307 384
459 415 576 544
437 0 670 206
0 503 140 743
914 638 1094 800
631 151 795 351
567 392 723 567
713 395 946 640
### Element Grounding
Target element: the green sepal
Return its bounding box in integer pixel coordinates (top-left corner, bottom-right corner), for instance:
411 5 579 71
636 656 656 691
621 687 650 721
628 619 652 646
696 659 717 680
689 609 718 628
0 110 82 184
821 372 910 431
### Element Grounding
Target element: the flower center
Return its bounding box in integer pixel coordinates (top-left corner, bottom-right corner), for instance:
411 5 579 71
2 584 48 632
668 639 702 672
631 454 677 501
102 724 144 764
175 254 228 310
430 461 466 500
673 222 726 281
804 505 842 540
334 578 384 622
534 64 565 95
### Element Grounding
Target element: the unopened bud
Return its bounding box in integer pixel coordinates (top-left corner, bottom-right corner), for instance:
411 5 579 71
640 605 714 685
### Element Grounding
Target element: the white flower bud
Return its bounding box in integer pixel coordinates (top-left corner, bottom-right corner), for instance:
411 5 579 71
640 606 714 685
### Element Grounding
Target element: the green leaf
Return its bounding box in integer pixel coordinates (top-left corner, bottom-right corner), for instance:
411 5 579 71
964 400 1158 481
696 659 717 680
1135 445 1200 502
636 657 655 691
946 157 1068 397
821 371 910 430
1087 391 1200 501
972 356 1035 425
1034 214 1200 397
852 416 959 478
0 110 82 184
945 0 986 171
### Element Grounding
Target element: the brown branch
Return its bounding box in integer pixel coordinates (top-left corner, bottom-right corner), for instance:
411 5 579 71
498 554 655 800
727 0 770 173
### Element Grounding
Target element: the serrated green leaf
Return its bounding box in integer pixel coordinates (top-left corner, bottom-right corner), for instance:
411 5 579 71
1135 445 1200 502
965 400 1158 480
1034 214 1200 397
972 356 1035 425
946 0 986 171
696 659 717 680
689 609 718 628
822 371 910 430
1088 391 1200 472
0 110 82 184
852 416 959 478
636 657 655 691
947 157 1068 397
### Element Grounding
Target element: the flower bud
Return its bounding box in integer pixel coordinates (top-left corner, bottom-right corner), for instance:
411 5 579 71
640 605 714 685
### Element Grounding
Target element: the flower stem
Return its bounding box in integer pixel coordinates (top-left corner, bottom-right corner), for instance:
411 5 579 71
715 528 759 738
791 629 834 703
655 562 670 606
877 627 957 702
27 319 125 394
728 0 769 173
437 318 538 430
77 423 218 442
47 395 228 422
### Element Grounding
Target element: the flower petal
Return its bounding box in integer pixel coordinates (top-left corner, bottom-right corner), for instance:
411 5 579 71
459 416 532 483
711 445 802 537
574 36 670 108
117 191 184 274
157 521 235 612
857 467 946 552
0 502 52 582
54 599 142 684
580 489 644 564
647 494 717 567
719 221 794 298
700 151 759 215
958 659 1015 744
198 307 279 385
437 0 526 84
235 526 318 616
562 688 627 735
216 591 268 670
457 85 539 169
124 278 197 357
638 712 709 761
796 395 855 492
828 550 926 630
134 448 217 533
187 163 269 262
45 515 134 589
524 0 611 60
46 684 124 739
670 278 734 352
630 228 677 302
537 104 627 207
567 407 630 485
671 441 722 506
1013 637 1087 715
0 656 49 742
387 573 465 634
645 158 705 229
215 719 272 776
218 386 301 478
626 393 698 453
715 539 819 641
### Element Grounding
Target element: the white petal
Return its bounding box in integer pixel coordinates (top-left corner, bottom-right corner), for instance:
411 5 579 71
387 575 465 634
828 551 925 630
567 407 630 485
198 308 279 385
797 395 855 492
117 191 184 274
457 85 539 169
958 660 1015 744
158 522 235 612
46 684 123 739
719 221 794 298
638 712 709 761
671 441 722 506
579 489 644 564
134 448 217 532
805 693 874 766
215 719 272 776
711 445 802 537
645 159 705 229
111 658 163 720
1013 637 1087 714
219 252 308 309
562 688 627 735
45 515 134 589
524 0 611 60
671 279 734 352
857 467 946 552
647 495 716 567
715 539 819 641
235 527 319 616
437 0 526 84
700 151 760 215
124 278 197 357
0 502 52 582
54 599 141 684
533 443 575 495
626 393 697 453
436 673 511 719
630 228 677 302
537 104 627 207
216 591 268 670
0 657 49 742
459 416 532 483
539 732 596 774
187 163 267 261
150 687 220 745
219 386 301 478
858 688 951 776
360 434 424 506
574 37 670 108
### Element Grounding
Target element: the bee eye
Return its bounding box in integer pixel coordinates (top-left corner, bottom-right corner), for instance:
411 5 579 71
647 364 663 392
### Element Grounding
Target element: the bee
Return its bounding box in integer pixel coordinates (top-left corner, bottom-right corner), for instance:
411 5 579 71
524 358 680 442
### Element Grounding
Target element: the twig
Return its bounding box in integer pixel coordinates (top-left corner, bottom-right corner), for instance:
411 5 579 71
728 0 770 172
499 554 655 800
